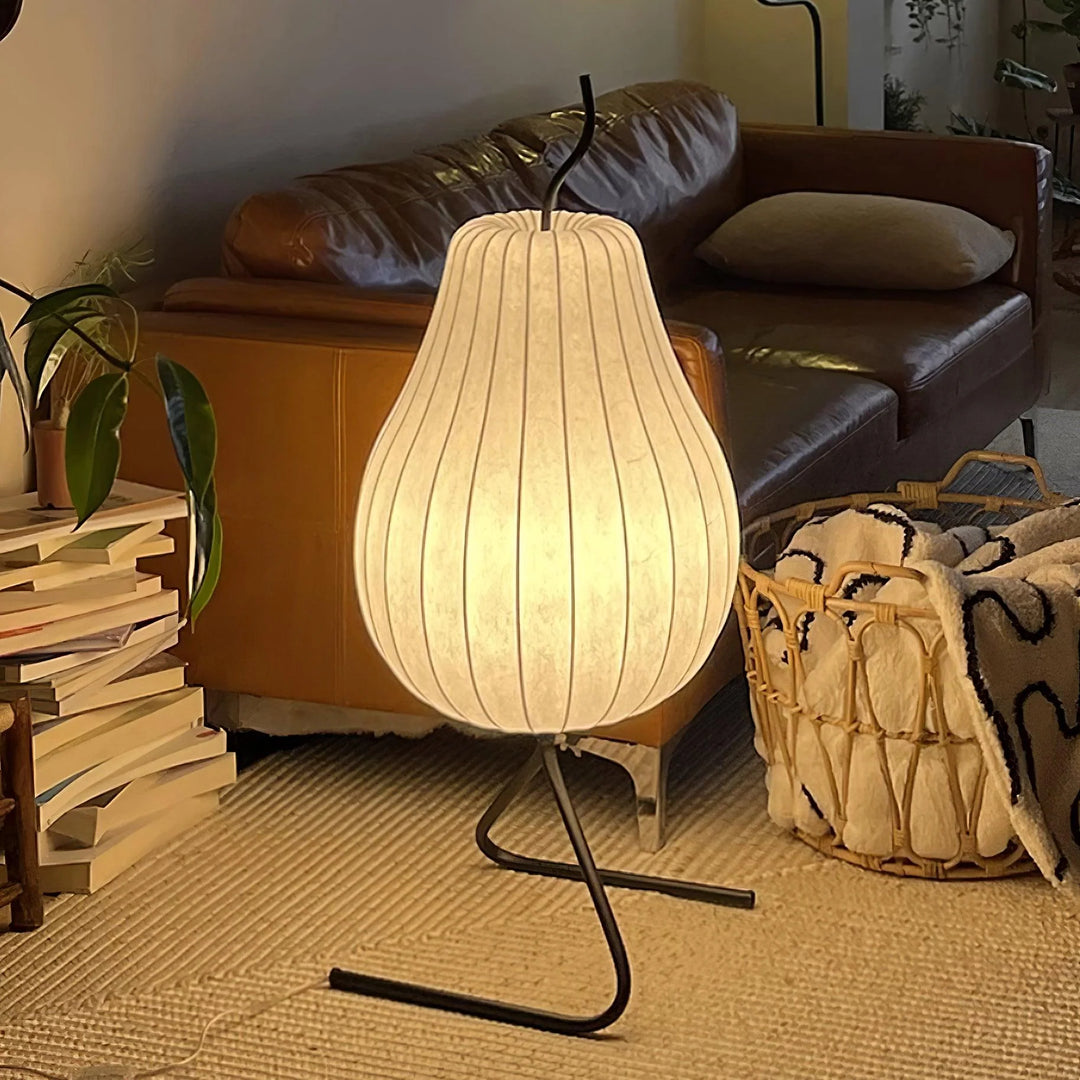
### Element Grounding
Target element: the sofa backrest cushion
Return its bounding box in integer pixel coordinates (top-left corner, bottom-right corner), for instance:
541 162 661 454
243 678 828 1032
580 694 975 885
222 81 743 298
496 82 743 296
221 133 548 293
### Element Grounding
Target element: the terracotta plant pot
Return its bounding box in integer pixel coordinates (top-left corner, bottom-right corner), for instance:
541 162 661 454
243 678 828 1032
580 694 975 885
33 422 72 510
1065 62 1080 114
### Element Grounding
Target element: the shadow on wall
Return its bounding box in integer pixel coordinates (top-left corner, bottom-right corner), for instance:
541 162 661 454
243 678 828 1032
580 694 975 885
139 0 701 283
3 0 695 289
0 0 695 493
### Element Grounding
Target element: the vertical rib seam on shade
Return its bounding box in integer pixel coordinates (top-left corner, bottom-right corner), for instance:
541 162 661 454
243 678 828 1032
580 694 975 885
374 226 488 712
416 228 502 725
514 232 537 734
616 229 714 699
358 214 494 655
646 310 737 684
597 226 678 722
555 240 577 733
576 230 632 731
460 233 514 732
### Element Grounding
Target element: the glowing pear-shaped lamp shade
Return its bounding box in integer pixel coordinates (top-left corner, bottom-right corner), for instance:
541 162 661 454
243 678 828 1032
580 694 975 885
354 209 740 735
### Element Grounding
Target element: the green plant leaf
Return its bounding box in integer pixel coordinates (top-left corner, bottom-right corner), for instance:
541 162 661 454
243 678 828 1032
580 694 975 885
1054 170 1080 205
190 503 222 624
24 309 104 405
1028 19 1067 32
1045 0 1071 14
0 315 31 449
0 316 31 452
15 283 117 331
995 58 1058 93
64 372 129 526
1064 9 1080 36
155 354 221 621
947 112 1013 140
155 355 216 505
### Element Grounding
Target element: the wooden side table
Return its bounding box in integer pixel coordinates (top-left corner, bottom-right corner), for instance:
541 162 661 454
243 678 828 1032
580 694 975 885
1 698 43 931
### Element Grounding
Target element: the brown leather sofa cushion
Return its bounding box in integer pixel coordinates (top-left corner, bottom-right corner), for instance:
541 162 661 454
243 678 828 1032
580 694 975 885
726 364 899 522
667 282 1031 437
222 134 549 290
222 81 743 298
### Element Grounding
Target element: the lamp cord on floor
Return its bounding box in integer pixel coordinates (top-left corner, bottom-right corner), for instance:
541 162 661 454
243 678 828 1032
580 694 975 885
0 976 329 1080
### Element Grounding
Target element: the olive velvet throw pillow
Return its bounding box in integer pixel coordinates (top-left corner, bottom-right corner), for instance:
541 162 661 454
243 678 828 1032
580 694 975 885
695 192 1016 291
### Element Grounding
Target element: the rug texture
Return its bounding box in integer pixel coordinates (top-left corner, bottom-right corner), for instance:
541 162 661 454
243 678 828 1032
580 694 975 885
3 690 1080 1079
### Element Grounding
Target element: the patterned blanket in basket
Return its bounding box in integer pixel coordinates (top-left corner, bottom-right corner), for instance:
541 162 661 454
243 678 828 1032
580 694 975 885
761 500 1080 892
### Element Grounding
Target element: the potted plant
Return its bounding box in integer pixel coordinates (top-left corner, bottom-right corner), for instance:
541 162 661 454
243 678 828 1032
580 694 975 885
1018 0 1080 112
0 258 221 621
29 247 151 511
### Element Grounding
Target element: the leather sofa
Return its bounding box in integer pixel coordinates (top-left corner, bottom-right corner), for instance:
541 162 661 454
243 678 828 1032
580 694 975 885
121 80 1051 849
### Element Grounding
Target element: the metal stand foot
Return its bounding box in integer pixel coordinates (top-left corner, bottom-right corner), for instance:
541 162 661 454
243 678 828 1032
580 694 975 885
1021 415 1037 459
330 739 754 1034
478 743 754 908
569 734 681 853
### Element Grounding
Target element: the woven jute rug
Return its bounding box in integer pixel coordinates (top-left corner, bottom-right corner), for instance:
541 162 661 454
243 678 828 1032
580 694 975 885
2 686 1080 1079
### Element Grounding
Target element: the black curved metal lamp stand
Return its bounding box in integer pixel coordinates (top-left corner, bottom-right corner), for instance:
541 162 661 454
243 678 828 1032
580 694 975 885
755 0 825 126
330 739 754 1035
540 74 596 231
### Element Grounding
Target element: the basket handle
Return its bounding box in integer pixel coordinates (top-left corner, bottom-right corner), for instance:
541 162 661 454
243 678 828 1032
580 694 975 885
823 560 927 597
930 450 1058 502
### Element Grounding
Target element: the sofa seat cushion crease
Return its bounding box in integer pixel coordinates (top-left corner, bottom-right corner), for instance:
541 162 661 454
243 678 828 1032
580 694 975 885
119 79 1051 849
666 280 1034 439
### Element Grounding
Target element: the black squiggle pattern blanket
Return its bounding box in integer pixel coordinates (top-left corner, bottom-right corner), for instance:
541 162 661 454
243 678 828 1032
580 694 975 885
921 551 1080 888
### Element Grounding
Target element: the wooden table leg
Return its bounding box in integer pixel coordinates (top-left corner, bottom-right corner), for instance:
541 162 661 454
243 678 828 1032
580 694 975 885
1 697 43 931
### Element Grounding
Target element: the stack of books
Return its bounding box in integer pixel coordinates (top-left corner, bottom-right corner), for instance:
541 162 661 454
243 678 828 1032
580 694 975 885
0 480 235 894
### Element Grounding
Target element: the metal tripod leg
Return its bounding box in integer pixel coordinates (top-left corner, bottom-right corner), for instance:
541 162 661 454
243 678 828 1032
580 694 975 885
330 740 631 1034
477 743 756 910
330 738 754 1034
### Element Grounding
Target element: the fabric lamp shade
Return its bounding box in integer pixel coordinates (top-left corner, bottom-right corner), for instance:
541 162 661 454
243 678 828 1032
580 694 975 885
354 209 740 735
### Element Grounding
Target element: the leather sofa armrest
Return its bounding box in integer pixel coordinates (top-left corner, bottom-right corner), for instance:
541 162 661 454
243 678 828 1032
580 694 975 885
740 125 1052 322
163 276 436 327
665 319 730 452
159 278 731 447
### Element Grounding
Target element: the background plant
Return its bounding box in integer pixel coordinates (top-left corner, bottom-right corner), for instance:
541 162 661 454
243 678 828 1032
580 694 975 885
947 0 1080 208
1016 0 1080 53
906 0 966 49
0 268 221 621
884 75 928 131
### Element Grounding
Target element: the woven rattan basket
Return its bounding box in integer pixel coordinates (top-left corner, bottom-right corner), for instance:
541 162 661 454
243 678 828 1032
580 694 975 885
736 451 1066 880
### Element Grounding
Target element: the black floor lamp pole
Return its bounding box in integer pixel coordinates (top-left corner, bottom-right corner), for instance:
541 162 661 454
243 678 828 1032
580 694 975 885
330 739 755 1036
756 0 825 127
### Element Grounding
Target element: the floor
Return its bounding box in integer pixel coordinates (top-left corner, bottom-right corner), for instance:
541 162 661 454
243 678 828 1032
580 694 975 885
4 688 1080 1080
989 277 1080 495
3 293 1080 1080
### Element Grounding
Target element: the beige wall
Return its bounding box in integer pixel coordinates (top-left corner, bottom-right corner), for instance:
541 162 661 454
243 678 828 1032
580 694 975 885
698 0 884 129
0 0 697 494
